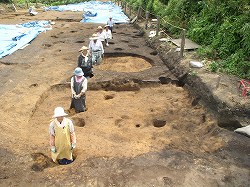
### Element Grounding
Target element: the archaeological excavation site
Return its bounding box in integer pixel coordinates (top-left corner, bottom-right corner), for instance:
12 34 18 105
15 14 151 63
0 2 249 186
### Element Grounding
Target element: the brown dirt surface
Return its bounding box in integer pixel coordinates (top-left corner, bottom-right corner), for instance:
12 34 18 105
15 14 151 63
0 5 249 187
96 56 152 72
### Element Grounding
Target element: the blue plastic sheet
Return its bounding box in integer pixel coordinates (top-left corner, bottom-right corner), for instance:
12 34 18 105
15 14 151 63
45 1 129 24
0 21 51 59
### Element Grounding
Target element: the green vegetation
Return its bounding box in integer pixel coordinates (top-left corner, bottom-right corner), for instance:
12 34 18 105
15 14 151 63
2 0 249 79
1 0 86 6
125 0 250 79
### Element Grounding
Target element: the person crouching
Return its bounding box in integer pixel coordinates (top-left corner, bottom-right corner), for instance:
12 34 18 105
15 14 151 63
49 107 76 165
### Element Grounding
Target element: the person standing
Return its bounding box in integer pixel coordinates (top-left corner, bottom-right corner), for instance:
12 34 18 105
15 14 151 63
70 67 88 113
49 107 76 165
88 33 104 65
107 16 115 33
96 26 105 44
77 46 94 78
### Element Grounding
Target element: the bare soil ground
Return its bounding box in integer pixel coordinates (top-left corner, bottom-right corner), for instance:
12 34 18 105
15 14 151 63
0 7 249 187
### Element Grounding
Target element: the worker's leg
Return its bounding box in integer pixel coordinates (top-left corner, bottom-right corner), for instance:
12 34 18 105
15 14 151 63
91 53 97 65
96 51 102 65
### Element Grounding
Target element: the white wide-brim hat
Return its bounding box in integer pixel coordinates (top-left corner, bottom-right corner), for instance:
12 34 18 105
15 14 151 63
53 107 68 118
89 33 99 40
74 67 84 76
97 26 103 30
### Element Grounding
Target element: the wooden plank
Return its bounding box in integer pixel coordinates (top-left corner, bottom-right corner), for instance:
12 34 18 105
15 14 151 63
171 38 201 50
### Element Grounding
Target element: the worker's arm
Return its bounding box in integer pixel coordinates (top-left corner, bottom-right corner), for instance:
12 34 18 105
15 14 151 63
77 78 87 97
70 77 76 98
50 135 55 147
101 41 104 54
49 122 56 153
69 120 76 149
70 132 76 144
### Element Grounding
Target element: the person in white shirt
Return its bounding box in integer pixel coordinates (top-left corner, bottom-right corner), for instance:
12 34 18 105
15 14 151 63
103 25 112 46
107 16 115 32
88 33 104 65
96 26 105 43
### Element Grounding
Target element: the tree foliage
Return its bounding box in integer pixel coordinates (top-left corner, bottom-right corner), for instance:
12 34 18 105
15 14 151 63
125 0 250 79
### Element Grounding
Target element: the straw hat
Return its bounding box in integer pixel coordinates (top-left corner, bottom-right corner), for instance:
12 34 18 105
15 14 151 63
74 67 84 76
104 25 109 28
52 107 68 118
97 26 103 30
79 45 88 52
89 33 99 40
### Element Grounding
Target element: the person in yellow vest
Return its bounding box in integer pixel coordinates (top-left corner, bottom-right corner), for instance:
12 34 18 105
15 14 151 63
49 107 76 165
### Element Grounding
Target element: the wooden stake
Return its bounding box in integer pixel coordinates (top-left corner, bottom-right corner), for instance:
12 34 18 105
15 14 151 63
137 7 141 20
180 29 186 57
156 16 160 36
129 5 131 17
145 11 149 30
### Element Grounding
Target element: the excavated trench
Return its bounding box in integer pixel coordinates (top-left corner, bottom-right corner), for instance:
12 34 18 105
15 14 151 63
28 55 227 172
0 10 248 186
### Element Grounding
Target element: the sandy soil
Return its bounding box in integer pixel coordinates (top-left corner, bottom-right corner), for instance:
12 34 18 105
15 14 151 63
0 5 249 187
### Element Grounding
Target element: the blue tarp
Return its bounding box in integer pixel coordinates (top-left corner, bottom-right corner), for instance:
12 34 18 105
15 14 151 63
0 21 51 59
44 1 129 24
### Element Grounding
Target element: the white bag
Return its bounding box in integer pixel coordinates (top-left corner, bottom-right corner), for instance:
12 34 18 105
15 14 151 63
189 61 204 68
234 125 250 136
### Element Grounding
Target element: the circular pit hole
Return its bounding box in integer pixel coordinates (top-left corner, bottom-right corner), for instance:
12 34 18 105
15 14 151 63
150 51 158 55
104 94 114 100
153 119 166 128
218 118 241 131
128 45 139 48
121 40 129 43
114 48 123 51
72 117 85 127
76 40 85 43
44 44 52 47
